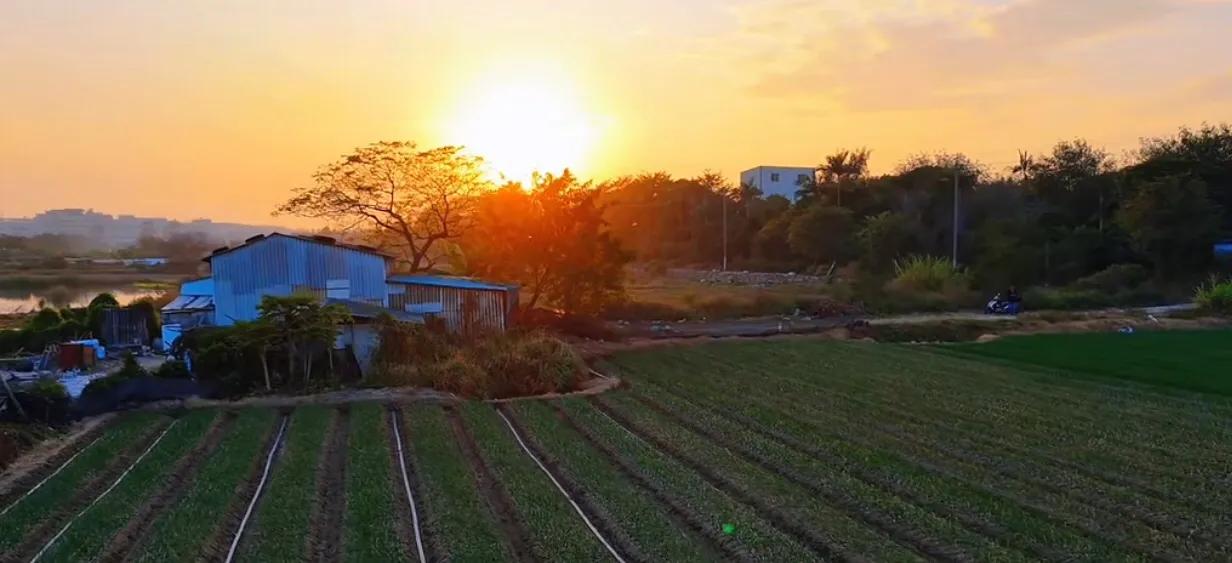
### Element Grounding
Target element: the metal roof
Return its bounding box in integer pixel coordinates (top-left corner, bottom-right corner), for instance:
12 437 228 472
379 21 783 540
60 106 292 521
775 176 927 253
161 294 215 312
204 232 393 262
387 275 515 291
325 298 424 323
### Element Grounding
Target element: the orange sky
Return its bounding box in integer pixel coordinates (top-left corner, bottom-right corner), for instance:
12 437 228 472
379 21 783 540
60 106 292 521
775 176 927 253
1 0 1230 225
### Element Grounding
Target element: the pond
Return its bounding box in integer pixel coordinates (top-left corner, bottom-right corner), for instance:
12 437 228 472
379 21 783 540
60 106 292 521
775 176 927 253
0 286 164 313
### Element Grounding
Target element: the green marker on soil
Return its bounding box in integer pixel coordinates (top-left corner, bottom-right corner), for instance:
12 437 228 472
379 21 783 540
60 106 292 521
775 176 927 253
722 523 736 535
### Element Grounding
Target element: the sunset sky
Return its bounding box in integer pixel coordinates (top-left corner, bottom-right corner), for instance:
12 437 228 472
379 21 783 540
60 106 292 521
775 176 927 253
2 0 1230 225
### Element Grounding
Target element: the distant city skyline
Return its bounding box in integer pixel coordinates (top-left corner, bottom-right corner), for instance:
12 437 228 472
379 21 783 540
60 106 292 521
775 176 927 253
0 208 285 249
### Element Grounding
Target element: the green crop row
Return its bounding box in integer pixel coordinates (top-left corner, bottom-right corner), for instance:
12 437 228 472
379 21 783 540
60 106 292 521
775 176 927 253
134 408 276 562
402 404 507 562
557 397 815 562
458 402 611 561
616 348 1215 560
627 373 1130 561
343 404 405 562
509 400 707 562
710 343 1232 513
239 406 333 562
0 412 164 554
39 409 217 563
596 391 921 562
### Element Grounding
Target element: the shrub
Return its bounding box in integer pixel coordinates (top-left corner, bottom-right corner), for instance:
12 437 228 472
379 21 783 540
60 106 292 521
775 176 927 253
1072 264 1150 292
154 359 191 379
890 255 970 293
1024 286 1167 311
27 378 68 401
1195 276 1232 315
370 326 585 399
81 354 148 399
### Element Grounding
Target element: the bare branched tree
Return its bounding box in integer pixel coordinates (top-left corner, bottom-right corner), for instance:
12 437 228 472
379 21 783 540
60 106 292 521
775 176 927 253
278 141 490 272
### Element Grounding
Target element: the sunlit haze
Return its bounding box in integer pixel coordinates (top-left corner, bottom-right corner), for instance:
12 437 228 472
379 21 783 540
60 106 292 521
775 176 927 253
2 0 1230 224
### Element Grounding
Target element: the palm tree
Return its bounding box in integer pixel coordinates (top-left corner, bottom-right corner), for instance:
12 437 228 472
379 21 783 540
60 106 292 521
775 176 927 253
1012 150 1036 182
819 147 870 207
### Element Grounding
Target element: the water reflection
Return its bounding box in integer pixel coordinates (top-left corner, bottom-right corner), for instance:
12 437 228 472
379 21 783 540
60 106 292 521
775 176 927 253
0 287 162 313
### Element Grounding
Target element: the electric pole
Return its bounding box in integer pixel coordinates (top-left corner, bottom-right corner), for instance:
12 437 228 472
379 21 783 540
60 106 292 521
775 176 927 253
721 192 728 271
952 172 960 268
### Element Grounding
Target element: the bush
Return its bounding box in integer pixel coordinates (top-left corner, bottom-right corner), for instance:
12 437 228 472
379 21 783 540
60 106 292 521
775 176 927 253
1195 277 1232 315
27 378 68 401
889 256 970 293
1072 264 1150 292
81 354 149 399
154 359 192 379
370 326 586 399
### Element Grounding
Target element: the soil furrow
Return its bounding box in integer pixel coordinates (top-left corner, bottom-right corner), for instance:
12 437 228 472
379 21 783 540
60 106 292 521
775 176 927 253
199 411 288 563
645 382 1064 562
386 406 433 563
0 420 112 513
306 407 348 563
497 404 641 563
2 418 173 563
443 405 537 563
550 402 748 563
630 393 964 563
587 396 857 563
685 379 1183 562
99 412 235 563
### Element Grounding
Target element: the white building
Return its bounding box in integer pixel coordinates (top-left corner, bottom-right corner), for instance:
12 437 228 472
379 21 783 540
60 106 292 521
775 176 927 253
740 166 816 200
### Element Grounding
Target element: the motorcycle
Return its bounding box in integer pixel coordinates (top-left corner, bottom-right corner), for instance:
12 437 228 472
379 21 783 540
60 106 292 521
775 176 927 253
985 294 1021 315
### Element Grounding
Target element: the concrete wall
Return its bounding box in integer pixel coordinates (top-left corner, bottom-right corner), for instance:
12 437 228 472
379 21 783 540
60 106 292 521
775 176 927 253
739 166 816 200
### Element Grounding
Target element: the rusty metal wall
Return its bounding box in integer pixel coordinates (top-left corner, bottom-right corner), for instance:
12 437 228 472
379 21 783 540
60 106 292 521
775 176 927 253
387 283 509 333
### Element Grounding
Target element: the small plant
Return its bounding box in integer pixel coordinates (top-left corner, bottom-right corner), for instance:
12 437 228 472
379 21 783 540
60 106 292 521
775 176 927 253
1195 276 1232 315
154 359 192 379
27 378 69 401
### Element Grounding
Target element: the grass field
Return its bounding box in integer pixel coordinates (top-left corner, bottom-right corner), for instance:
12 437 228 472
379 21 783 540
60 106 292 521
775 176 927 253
2 337 1230 561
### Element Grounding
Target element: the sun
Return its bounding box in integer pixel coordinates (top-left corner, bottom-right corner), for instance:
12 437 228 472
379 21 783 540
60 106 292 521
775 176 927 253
444 65 602 183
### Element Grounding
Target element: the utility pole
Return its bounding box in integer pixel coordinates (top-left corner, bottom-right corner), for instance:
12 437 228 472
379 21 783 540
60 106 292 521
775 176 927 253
952 172 960 268
721 192 728 271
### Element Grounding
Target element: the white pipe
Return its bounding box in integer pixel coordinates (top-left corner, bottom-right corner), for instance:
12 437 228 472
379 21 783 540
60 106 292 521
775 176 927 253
495 409 626 563
30 421 178 563
390 410 427 563
0 435 102 517
225 415 289 563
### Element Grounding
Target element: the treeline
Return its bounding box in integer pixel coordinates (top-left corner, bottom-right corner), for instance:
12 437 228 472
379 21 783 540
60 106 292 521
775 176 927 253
598 124 1232 292
280 125 1232 316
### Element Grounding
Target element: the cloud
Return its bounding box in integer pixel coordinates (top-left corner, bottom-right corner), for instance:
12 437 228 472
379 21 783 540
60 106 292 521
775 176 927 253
705 0 1222 113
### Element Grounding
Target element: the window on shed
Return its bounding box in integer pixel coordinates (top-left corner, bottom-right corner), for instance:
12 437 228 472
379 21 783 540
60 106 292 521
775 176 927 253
770 172 781 182
797 173 810 184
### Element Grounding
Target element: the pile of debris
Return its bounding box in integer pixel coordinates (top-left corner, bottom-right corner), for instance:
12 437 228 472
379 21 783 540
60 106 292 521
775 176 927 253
690 269 829 287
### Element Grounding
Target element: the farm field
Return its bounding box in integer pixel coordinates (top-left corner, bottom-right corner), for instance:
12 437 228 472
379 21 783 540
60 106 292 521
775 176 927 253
2 339 1231 561
944 329 1232 396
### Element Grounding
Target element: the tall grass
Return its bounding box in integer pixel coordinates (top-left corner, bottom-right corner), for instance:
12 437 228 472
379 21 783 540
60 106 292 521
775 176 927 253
370 324 586 399
889 255 970 293
1195 276 1232 315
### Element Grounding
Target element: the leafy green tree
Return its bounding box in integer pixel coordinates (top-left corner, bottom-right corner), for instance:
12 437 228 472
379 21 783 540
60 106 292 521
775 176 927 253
857 211 918 274
816 147 871 206
465 171 631 316
788 205 855 265
257 295 348 385
1116 176 1221 277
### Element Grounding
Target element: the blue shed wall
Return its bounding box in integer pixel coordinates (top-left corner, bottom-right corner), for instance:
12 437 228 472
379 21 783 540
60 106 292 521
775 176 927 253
210 236 388 325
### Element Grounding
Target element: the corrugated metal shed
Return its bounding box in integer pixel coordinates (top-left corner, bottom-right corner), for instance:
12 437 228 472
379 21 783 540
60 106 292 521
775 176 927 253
387 276 518 334
209 233 390 325
325 298 423 324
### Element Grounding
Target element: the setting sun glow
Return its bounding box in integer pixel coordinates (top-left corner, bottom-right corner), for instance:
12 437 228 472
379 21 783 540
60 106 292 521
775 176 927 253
445 66 602 183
